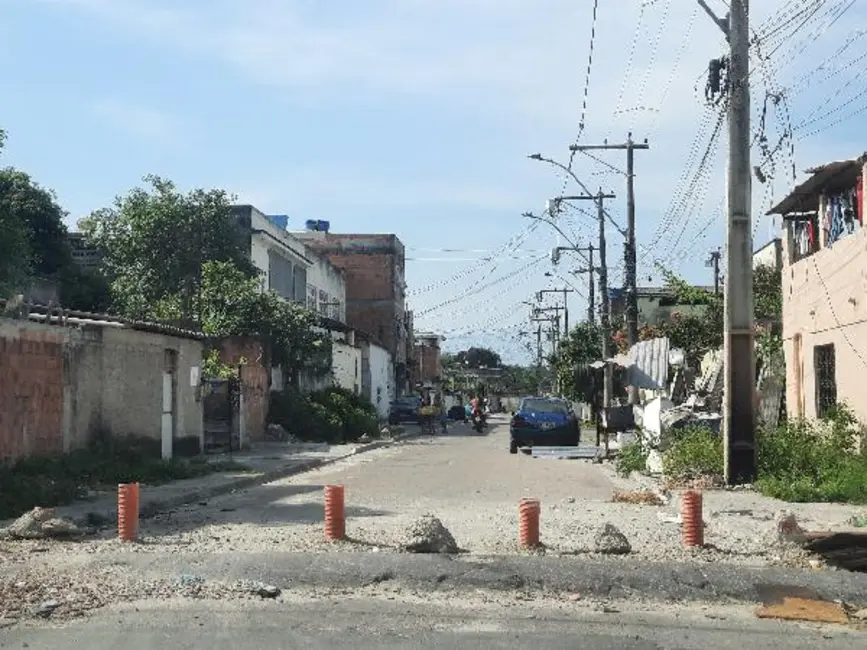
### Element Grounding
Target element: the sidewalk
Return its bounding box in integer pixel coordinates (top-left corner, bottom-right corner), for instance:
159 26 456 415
39 427 418 527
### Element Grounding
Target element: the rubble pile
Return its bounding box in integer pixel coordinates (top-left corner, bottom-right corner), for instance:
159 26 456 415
398 514 458 554
593 523 632 555
0 507 87 541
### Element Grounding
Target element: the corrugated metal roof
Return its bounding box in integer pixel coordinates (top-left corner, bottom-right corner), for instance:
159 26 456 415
626 337 670 390
767 155 867 215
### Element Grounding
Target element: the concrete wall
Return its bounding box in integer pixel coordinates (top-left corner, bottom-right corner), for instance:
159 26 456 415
332 340 362 394
361 341 393 421
0 319 204 461
753 238 783 271
414 336 443 385
782 220 867 422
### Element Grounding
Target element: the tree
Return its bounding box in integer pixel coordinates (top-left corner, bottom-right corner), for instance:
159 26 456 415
81 175 257 322
550 322 604 403
156 261 331 385
454 347 502 369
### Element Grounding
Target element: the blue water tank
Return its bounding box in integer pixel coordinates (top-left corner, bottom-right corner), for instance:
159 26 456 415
266 214 288 230
317 220 330 233
305 219 318 231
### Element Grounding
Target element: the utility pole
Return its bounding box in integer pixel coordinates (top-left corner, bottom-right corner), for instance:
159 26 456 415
536 289 574 337
575 245 596 323
570 135 649 406
700 0 756 485
707 248 722 295
572 190 615 407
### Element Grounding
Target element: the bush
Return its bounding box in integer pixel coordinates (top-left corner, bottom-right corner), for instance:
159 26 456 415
269 387 379 444
662 426 723 483
755 404 867 503
616 440 648 477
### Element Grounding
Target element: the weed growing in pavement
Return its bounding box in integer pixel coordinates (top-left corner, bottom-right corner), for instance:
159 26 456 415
616 440 649 477
0 434 250 520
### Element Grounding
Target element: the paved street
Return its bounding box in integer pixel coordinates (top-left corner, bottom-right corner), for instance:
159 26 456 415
131 415 623 555
3 592 864 649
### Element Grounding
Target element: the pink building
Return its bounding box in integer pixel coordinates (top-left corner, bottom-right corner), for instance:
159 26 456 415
768 154 866 422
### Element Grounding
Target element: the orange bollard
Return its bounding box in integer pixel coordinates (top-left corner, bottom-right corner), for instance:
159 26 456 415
681 490 704 548
324 485 346 541
519 498 541 548
117 483 137 542
129 482 140 538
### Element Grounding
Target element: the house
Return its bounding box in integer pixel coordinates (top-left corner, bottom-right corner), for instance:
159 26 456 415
293 227 411 394
767 153 866 422
610 286 716 327
413 332 445 386
231 205 347 322
0 308 205 461
753 238 783 271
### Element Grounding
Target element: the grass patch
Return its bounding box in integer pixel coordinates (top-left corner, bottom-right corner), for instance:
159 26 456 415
0 434 250 520
659 405 867 504
662 426 724 483
616 440 649 477
755 405 867 504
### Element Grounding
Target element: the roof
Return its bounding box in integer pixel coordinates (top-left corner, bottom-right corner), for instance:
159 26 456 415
767 155 867 215
626 337 671 390
0 301 206 341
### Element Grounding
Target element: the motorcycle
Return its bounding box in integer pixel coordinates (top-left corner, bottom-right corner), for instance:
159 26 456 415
471 409 486 433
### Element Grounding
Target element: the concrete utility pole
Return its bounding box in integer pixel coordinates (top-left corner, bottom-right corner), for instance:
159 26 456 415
570 135 649 407
707 248 722 295
700 0 756 484
536 288 574 336
574 245 596 323
572 190 616 407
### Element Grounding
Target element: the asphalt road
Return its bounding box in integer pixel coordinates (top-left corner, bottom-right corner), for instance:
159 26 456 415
4 594 864 649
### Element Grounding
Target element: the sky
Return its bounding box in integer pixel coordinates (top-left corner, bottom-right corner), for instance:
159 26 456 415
2 0 866 364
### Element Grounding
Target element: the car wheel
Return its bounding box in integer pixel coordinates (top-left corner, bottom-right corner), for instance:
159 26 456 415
509 440 518 454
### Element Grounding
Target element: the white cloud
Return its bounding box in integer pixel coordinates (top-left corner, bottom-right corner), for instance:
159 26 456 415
89 97 185 146
43 0 867 278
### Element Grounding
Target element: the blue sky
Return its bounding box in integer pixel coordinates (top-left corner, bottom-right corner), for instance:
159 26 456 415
2 0 865 363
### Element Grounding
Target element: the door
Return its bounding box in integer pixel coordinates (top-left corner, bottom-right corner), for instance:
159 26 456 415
161 371 174 460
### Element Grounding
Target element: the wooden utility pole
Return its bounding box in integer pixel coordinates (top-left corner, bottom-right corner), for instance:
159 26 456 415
572 190 615 407
707 248 722 295
570 135 649 406
699 0 756 484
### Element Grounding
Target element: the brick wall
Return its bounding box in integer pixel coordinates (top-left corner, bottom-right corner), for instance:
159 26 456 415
415 344 442 385
0 327 65 461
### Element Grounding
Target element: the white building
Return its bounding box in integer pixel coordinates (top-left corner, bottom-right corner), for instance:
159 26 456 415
231 204 346 323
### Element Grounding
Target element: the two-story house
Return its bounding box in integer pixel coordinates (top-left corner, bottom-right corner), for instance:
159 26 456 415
767 154 866 422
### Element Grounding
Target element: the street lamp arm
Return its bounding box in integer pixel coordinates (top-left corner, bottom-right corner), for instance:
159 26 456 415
521 211 580 249
528 153 627 238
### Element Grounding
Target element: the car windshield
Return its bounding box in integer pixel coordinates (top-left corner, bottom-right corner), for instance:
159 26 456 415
521 399 567 414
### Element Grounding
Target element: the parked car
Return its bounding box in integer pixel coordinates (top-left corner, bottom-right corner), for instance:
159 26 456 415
509 397 580 454
388 396 421 424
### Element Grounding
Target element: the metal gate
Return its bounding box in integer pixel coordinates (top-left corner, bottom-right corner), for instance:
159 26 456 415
202 378 240 453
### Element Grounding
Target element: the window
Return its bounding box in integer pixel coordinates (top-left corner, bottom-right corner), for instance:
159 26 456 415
267 251 294 300
306 284 317 311
319 290 329 315
814 343 837 418
331 300 342 321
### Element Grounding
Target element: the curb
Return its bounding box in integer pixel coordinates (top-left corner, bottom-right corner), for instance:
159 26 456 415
84 429 422 525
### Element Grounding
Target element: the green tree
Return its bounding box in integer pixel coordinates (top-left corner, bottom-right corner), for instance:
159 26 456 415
455 347 502 368
82 175 257 322
550 321 603 402
158 261 331 385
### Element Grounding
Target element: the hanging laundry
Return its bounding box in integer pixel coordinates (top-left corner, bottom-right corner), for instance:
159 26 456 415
826 195 845 247
842 193 855 235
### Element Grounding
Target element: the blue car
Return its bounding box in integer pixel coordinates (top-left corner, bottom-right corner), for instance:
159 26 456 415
509 397 580 454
